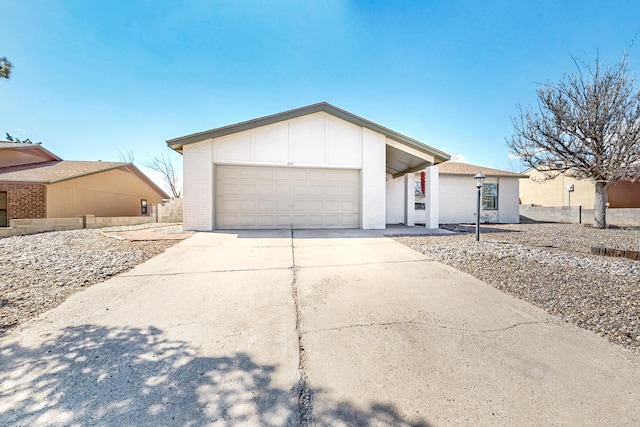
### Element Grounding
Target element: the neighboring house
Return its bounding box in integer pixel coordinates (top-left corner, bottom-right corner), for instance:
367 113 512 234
0 142 169 227
412 162 523 224
520 167 640 208
167 102 450 230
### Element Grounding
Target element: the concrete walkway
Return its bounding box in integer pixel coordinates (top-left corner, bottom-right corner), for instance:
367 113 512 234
1 230 639 426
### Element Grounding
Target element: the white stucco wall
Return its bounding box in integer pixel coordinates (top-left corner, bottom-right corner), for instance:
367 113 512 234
211 112 363 169
423 166 439 228
361 128 386 229
183 141 214 231
497 178 520 223
438 175 520 224
385 175 404 224
182 111 390 230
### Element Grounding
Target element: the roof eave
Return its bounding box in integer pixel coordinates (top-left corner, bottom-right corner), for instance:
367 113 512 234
46 163 129 183
166 102 451 162
0 143 62 162
440 172 527 178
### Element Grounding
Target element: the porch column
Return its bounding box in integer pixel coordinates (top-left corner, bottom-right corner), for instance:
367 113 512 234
404 173 415 226
423 165 439 228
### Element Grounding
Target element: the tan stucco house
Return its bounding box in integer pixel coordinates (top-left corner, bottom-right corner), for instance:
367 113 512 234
519 167 640 208
0 142 169 227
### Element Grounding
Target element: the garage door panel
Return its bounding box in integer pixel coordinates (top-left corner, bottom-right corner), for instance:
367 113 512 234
256 200 275 211
240 168 257 179
274 215 293 227
307 184 324 197
274 169 291 180
256 215 276 227
274 200 291 212
237 215 259 226
291 215 309 226
220 183 238 195
341 200 358 211
220 167 240 179
239 200 257 210
256 181 275 195
257 168 275 179
292 184 307 197
308 200 324 211
308 214 324 226
342 214 359 227
217 199 238 211
323 214 340 227
306 169 324 180
273 185 290 197
217 215 239 228
341 184 359 197
324 183 340 196
216 166 360 229
292 200 308 211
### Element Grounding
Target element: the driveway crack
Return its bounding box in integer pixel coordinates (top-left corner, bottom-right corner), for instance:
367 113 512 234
303 320 553 335
290 230 312 425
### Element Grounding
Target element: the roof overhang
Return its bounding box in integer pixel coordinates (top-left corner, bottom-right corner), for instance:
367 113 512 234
386 138 438 178
166 102 451 167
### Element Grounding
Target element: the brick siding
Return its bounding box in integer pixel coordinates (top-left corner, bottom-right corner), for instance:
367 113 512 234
0 183 47 222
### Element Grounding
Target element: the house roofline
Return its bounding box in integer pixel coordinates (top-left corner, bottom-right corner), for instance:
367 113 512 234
0 161 171 199
0 141 62 162
53 163 171 199
166 102 451 163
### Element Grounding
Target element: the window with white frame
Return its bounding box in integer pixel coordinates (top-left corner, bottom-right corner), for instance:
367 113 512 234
482 183 498 210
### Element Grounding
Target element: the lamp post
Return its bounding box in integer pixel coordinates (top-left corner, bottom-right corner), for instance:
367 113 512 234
474 172 485 242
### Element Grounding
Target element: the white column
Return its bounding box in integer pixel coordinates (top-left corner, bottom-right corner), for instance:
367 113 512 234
404 173 415 226
183 142 214 231
423 165 439 228
361 129 386 229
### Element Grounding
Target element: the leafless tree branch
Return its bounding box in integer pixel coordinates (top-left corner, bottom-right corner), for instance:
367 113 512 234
118 150 135 163
507 51 640 228
144 153 181 198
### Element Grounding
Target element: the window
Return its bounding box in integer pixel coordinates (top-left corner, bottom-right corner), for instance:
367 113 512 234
141 199 148 215
482 183 498 210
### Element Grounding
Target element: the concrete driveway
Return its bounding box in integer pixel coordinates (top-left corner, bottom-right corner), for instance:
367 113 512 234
1 230 639 426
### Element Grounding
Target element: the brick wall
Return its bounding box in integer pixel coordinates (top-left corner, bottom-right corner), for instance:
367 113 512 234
519 205 581 223
157 197 183 223
0 183 47 223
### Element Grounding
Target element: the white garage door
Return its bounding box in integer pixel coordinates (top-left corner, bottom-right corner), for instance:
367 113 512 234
215 165 360 229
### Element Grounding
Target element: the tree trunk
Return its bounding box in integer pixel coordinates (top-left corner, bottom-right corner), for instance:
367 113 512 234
594 182 607 228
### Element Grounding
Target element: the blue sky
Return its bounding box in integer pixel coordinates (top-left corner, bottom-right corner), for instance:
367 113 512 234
2 0 640 189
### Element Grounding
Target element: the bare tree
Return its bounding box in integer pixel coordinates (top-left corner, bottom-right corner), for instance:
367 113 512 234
507 52 640 228
118 149 135 163
0 57 12 80
144 153 181 198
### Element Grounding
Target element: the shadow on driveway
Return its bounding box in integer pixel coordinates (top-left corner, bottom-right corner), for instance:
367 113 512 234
0 324 431 426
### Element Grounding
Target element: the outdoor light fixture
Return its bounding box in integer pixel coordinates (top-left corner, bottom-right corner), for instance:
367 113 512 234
473 172 485 242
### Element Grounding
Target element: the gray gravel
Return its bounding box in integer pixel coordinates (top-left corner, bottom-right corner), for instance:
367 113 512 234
395 223 640 355
0 226 179 332
3 222 638 356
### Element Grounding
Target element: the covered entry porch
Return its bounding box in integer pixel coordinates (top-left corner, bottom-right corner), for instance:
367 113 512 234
384 138 440 229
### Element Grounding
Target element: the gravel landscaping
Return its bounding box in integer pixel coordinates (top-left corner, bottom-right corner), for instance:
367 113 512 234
395 222 640 355
0 224 181 333
3 222 639 357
